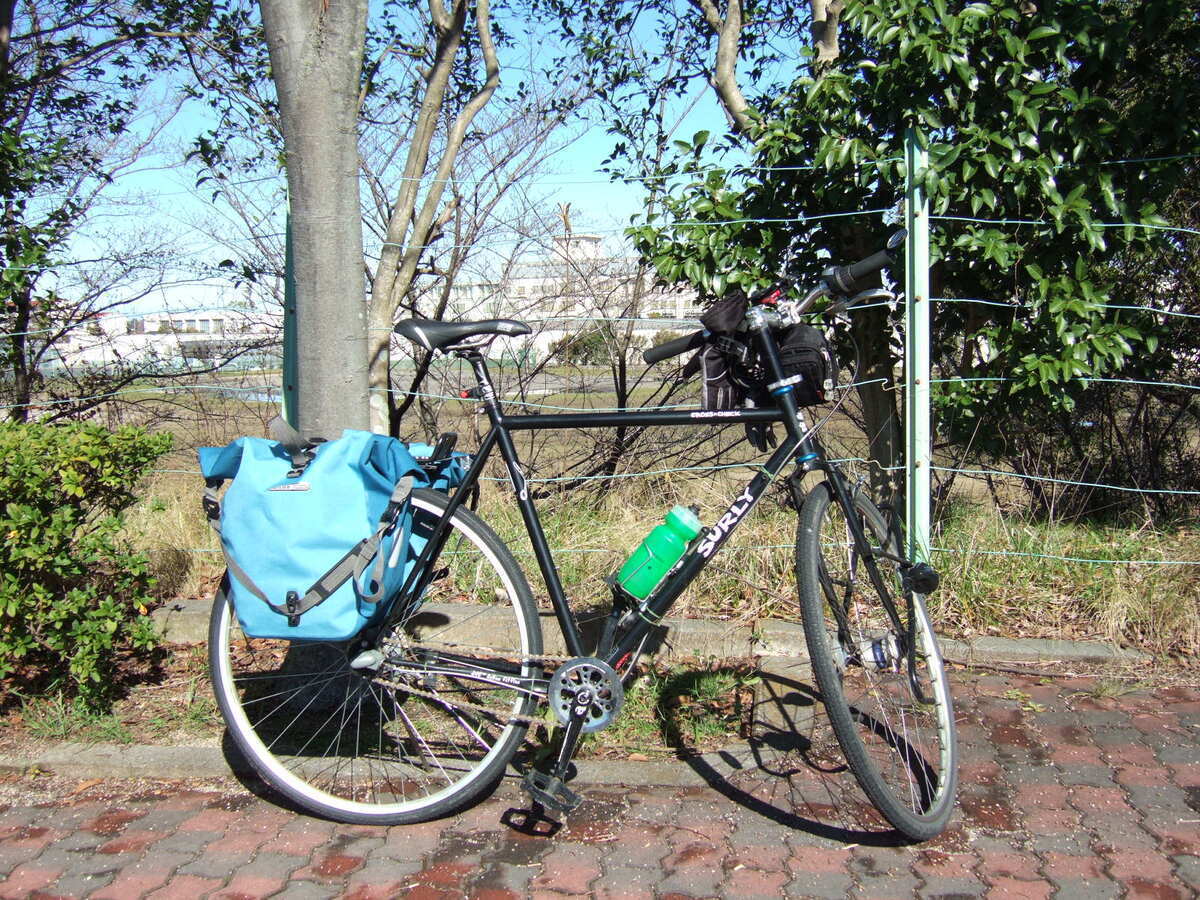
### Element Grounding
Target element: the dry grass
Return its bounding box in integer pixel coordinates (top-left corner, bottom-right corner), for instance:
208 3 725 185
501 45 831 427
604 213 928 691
931 500 1200 656
114 386 1200 658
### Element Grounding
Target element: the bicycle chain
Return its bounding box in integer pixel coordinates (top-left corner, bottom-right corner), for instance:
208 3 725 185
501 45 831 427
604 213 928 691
369 639 576 727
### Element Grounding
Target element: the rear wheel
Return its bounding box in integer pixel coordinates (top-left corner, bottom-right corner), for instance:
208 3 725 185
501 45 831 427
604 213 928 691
797 481 957 840
209 488 542 824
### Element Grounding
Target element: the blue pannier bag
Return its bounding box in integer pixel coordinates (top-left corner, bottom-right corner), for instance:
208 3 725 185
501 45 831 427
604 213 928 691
199 422 442 641
406 441 470 493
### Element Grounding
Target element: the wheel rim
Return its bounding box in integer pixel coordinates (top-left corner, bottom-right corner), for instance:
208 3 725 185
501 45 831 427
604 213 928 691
812 495 954 824
212 495 535 819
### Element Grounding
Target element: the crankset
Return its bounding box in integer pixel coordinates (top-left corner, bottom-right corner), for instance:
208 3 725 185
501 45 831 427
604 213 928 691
548 657 624 733
522 657 624 814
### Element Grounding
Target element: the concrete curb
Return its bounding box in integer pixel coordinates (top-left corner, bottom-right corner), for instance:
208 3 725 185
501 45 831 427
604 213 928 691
153 596 1149 665
0 742 728 789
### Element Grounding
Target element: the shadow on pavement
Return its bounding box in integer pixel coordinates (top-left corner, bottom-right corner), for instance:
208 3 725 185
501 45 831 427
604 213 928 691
218 730 317 818
676 666 911 848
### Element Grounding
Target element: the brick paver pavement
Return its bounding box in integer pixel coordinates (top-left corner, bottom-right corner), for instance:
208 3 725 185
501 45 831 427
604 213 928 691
0 668 1197 898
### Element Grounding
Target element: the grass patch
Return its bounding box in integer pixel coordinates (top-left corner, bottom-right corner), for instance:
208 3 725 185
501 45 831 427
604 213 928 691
121 418 1200 656
0 644 220 751
932 500 1200 655
582 662 759 759
1072 677 1154 701
18 694 135 744
1 650 755 760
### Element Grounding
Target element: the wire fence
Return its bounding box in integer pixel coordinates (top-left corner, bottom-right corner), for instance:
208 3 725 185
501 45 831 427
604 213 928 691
5 172 1199 648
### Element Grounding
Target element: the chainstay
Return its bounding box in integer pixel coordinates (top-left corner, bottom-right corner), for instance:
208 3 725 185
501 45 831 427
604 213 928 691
370 639 575 727
371 675 542 726
385 638 576 666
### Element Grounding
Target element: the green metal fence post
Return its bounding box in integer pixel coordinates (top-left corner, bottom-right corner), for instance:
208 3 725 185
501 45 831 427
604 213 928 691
282 208 299 428
904 126 932 562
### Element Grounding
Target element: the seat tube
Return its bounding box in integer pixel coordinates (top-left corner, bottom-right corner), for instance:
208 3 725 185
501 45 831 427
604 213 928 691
460 350 586 656
462 351 503 422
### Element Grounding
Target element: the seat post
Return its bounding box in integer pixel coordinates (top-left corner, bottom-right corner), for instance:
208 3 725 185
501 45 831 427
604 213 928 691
458 349 502 422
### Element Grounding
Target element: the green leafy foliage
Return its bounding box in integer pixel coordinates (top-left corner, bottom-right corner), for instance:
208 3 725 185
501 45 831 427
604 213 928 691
0 423 172 707
629 0 1200 504
549 322 646 366
549 326 612 365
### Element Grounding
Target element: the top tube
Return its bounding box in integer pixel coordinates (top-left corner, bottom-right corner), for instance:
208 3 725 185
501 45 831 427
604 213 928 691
499 407 786 430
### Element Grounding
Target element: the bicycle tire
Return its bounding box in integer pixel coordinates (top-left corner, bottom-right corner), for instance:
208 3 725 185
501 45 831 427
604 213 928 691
209 488 542 825
797 480 957 840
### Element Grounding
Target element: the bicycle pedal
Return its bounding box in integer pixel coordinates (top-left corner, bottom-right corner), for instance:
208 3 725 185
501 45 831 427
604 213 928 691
521 769 582 814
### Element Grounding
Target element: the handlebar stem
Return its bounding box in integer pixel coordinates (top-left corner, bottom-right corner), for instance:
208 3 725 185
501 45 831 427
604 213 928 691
744 305 782 332
750 325 809 442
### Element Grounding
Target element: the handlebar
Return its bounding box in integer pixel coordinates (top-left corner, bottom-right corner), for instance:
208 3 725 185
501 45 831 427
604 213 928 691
642 231 904 365
642 329 706 365
822 248 895 294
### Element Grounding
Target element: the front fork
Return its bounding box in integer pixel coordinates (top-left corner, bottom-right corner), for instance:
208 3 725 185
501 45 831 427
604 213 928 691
793 455 936 704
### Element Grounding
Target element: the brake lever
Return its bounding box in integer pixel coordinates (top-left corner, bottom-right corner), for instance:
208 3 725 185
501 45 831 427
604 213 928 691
778 285 830 325
828 288 896 317
850 288 896 307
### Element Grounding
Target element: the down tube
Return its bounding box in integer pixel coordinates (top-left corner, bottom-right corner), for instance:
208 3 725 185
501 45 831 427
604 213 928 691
610 433 802 661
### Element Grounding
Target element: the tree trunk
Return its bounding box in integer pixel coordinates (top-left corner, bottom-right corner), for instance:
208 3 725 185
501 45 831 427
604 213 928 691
809 0 845 66
851 302 902 504
260 0 370 438
6 291 30 423
0 0 15 77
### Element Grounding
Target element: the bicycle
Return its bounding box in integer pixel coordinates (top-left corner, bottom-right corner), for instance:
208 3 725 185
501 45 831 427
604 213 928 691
207 230 958 841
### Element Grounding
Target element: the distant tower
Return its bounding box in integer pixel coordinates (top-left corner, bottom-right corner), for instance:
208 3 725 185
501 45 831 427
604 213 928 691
557 203 572 236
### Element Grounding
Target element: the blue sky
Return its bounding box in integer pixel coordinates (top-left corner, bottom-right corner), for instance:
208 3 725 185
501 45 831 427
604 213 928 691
95 96 732 317
71 7 744 318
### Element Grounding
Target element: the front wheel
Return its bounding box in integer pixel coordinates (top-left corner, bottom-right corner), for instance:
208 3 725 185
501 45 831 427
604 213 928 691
797 481 957 840
209 488 542 825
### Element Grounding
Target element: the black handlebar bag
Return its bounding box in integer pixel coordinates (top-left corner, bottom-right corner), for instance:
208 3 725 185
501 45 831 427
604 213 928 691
773 323 839 407
683 292 751 409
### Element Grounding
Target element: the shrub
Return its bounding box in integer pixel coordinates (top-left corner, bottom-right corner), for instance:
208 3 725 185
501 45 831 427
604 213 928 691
549 326 611 365
0 422 172 707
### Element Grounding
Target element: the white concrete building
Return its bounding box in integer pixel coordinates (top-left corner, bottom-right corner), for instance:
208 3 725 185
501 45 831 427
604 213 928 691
40 307 280 373
433 233 699 363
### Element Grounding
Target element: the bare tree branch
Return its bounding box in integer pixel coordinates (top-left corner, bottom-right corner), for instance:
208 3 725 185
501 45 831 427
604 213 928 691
367 0 505 433
694 0 752 133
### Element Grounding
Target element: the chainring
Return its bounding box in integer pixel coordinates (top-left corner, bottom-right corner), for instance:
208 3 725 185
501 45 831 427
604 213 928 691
548 657 624 733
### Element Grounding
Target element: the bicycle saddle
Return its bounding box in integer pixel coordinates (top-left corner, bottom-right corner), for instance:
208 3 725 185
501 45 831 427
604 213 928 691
393 318 531 351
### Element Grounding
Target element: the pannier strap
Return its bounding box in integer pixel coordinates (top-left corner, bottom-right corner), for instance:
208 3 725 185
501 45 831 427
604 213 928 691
204 472 414 627
269 416 318 475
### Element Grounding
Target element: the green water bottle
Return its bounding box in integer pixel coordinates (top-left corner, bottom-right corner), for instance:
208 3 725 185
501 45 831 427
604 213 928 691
616 505 703 600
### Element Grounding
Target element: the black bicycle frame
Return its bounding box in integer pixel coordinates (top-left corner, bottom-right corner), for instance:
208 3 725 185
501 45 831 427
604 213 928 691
378 320 899 679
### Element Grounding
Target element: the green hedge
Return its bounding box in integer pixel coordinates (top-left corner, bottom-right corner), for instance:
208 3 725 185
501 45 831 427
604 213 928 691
0 422 172 706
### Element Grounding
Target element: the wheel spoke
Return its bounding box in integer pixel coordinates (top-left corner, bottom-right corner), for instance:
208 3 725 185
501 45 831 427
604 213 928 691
208 489 542 825
798 482 957 840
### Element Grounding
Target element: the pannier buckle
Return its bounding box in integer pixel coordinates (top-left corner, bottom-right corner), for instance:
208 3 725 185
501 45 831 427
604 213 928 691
202 496 221 522
285 590 302 627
